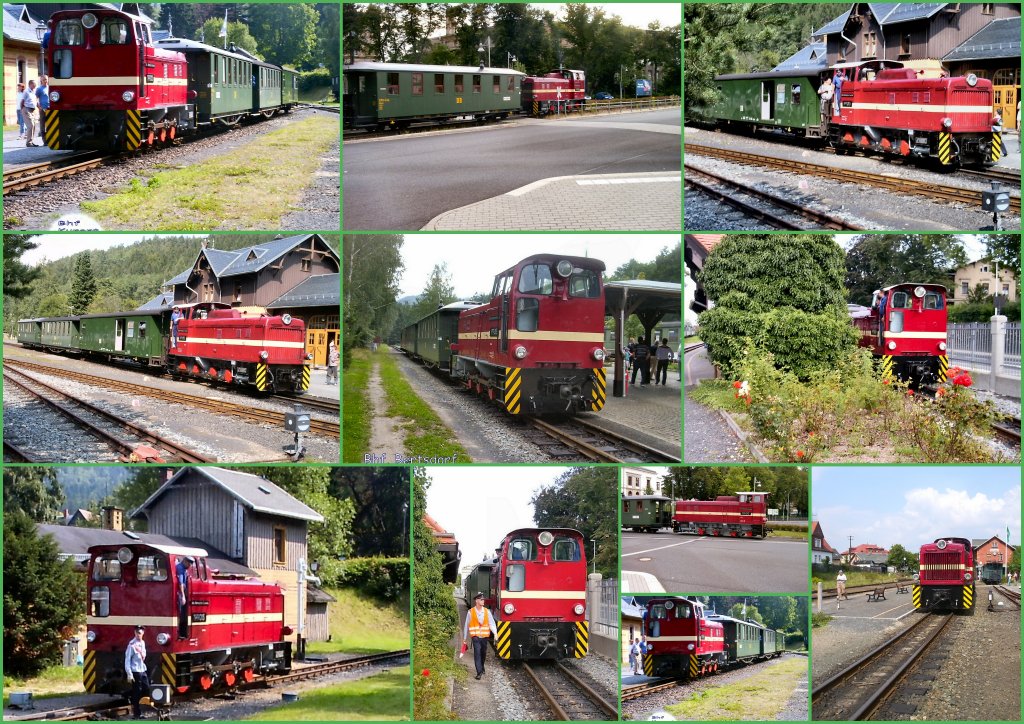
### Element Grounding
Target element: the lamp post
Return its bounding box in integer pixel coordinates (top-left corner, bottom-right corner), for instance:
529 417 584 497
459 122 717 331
35 23 46 76
507 52 516 69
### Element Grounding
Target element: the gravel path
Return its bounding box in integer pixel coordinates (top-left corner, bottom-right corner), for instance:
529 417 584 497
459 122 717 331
365 354 409 458
683 392 752 462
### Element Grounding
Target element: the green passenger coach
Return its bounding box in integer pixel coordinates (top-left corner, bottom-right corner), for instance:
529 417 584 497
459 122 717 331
77 311 170 364
705 71 825 137
344 61 525 130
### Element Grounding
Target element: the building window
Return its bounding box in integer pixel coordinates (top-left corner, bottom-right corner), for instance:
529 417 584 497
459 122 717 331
273 526 287 564
961 281 969 297
864 32 877 58
901 34 911 56
982 4 994 15
301 258 312 272
981 265 989 273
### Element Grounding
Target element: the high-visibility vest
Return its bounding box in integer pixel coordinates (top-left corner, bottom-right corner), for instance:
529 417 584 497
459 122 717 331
469 606 490 638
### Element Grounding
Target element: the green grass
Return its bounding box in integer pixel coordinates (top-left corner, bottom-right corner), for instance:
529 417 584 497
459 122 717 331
684 335 701 343
246 666 409 721
305 586 409 655
767 528 808 540
811 612 833 628
376 350 471 463
664 656 806 720
3 664 84 704
342 350 372 463
80 115 337 229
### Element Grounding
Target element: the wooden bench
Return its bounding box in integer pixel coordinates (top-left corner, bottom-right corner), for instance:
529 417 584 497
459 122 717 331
866 587 887 602
895 583 909 594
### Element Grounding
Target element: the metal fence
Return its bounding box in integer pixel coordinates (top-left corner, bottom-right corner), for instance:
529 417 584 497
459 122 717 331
947 321 1021 379
589 577 619 638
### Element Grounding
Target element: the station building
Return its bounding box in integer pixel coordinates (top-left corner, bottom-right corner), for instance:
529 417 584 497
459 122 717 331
622 466 663 496
972 535 1016 572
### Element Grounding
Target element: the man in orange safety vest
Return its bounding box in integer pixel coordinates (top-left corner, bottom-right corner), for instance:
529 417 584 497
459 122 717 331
461 592 497 679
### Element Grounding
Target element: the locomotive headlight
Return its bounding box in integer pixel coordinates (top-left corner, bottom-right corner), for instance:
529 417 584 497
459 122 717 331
914 286 926 298
513 345 528 359
259 350 270 361
887 341 897 351
122 90 136 102
937 539 948 550
941 117 953 129
574 604 585 615
49 91 60 103
687 643 695 651
664 600 674 610
538 531 554 546
938 342 947 351
86 630 97 643
82 12 98 28
556 260 574 278
156 633 171 645
592 347 605 361
281 314 292 325
503 603 515 614
966 73 979 87
964 572 973 582
117 546 134 564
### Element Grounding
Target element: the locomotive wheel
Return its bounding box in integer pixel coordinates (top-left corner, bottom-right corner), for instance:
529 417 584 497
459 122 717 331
159 127 167 144
199 673 213 690
223 671 237 687
147 129 156 146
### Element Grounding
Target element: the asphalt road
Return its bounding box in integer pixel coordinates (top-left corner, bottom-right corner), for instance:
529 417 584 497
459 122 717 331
621 531 807 593
343 109 681 230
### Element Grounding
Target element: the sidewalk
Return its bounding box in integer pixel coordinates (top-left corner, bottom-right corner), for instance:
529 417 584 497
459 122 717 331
422 171 681 231
588 368 682 460
3 128 68 167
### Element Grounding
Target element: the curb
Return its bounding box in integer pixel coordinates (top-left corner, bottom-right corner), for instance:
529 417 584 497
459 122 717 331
717 409 770 463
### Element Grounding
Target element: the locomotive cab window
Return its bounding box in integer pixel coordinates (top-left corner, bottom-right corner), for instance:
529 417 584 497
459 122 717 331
891 291 912 309
552 538 580 561
100 18 130 44
569 269 601 298
92 554 122 581
518 264 554 295
54 19 85 45
924 293 944 310
506 563 525 591
137 554 168 582
516 298 539 332
508 538 535 561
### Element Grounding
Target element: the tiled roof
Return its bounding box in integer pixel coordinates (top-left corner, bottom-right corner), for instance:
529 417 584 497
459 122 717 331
943 17 1021 62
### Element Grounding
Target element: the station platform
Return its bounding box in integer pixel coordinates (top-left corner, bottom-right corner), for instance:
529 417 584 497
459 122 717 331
3 128 68 166
421 170 681 231
588 368 682 461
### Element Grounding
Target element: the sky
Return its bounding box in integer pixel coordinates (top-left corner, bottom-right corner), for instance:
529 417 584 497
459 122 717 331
426 466 580 577
574 3 681 28
812 467 1021 554
21 234 207 267
396 234 678 298
837 234 990 263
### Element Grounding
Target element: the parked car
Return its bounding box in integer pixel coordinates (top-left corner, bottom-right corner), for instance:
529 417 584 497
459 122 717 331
595 91 614 100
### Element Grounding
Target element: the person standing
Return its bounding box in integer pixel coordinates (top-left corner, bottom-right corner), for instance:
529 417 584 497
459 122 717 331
655 339 672 385
15 83 26 138
461 593 497 680
817 75 834 125
639 634 649 673
124 626 150 720
627 637 637 674
21 80 39 147
170 306 183 348
631 337 651 385
327 339 339 385
832 68 844 116
836 569 847 603
176 556 193 639
35 75 49 141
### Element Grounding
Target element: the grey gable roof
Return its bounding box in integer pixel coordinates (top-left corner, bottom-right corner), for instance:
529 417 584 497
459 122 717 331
266 273 340 309
3 3 41 43
774 42 828 72
943 17 1021 62
165 235 338 285
136 291 174 311
132 466 324 523
815 3 948 35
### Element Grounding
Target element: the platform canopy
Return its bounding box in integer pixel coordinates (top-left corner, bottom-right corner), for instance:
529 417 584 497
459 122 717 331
604 279 682 397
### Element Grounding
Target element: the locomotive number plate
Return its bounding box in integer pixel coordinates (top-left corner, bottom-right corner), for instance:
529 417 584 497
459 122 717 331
191 613 207 623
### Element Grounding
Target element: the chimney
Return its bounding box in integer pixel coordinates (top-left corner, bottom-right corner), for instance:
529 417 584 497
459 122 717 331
101 506 124 532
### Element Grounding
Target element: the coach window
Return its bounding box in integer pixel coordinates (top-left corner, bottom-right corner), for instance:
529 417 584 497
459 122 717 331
569 269 600 298
387 72 400 95
493 75 501 93
473 74 481 93
100 17 130 44
454 74 464 93
412 72 423 96
552 538 580 562
776 83 785 105
518 264 553 295
791 84 801 104
434 73 445 94
137 554 168 582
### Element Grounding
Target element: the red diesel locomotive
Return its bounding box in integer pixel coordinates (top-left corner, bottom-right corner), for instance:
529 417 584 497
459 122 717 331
45 7 191 151
830 60 1000 167
169 303 310 394
849 283 949 384
672 491 769 538
914 536 975 614
451 254 607 415
491 528 590 660
84 543 292 700
521 69 587 115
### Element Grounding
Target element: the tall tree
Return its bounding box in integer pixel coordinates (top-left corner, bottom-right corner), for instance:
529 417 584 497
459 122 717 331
532 467 618 576
413 263 458 318
3 468 64 521
3 235 41 300
844 234 968 306
331 467 410 557
69 252 98 314
3 512 86 678
197 18 259 55
343 234 404 366
246 2 319 67
162 2 199 38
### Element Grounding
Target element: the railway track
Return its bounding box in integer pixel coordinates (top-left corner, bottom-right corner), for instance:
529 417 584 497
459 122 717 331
621 676 682 701
991 415 1021 445
685 143 1022 216
272 392 338 415
2 439 37 462
521 661 618 721
528 417 681 463
3 359 339 438
685 165 864 230
2 152 110 195
959 166 1021 185
993 585 1022 609
812 612 955 721
3 366 212 463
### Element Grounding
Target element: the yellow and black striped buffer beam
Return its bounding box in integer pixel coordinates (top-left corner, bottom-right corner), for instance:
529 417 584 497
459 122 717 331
938 355 949 382
125 110 141 151
44 111 60 149
574 621 589 658
991 131 1003 163
962 584 973 609
83 650 97 693
912 584 921 608
880 355 894 380
255 362 269 391
495 620 511 659
504 367 522 415
160 653 176 686
937 131 952 165
590 368 606 411
301 363 311 391
688 654 699 677
642 653 653 676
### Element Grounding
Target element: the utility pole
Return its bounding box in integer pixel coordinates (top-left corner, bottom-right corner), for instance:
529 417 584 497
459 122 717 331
848 536 854 565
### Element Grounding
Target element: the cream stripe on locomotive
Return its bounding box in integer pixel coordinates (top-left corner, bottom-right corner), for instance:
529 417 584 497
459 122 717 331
848 103 995 114
87 612 282 626
499 590 586 600
181 338 306 349
882 331 948 340
919 563 967 570
53 77 189 87
458 330 605 343
676 511 763 518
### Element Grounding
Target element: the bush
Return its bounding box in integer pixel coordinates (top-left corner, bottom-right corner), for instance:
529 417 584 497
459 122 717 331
299 68 333 93
325 557 409 601
948 301 1021 323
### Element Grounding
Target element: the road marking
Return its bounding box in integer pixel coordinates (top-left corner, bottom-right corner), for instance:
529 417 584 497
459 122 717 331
622 537 708 557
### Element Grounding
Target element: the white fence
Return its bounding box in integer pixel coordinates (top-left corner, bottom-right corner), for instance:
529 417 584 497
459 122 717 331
947 318 1021 397
588 576 619 639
